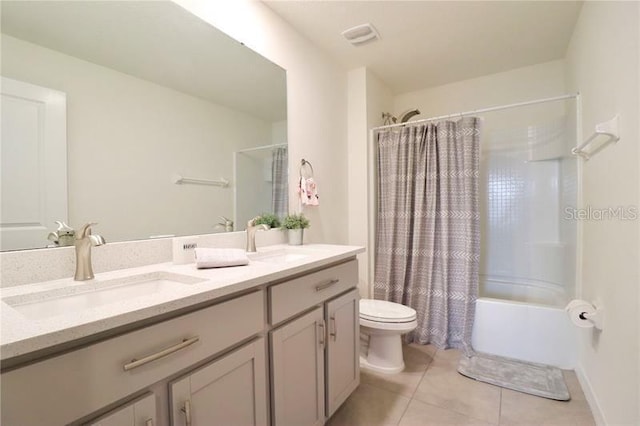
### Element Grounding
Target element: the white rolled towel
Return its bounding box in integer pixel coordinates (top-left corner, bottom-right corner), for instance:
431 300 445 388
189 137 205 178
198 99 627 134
195 248 249 269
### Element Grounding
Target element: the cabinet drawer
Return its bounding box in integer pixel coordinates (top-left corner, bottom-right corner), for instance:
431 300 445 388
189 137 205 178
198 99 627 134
1 290 264 426
269 260 357 325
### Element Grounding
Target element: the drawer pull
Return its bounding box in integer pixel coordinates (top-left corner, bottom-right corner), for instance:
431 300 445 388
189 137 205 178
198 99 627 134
318 320 326 346
330 316 337 340
123 336 200 371
315 278 340 292
145 419 154 426
181 400 192 426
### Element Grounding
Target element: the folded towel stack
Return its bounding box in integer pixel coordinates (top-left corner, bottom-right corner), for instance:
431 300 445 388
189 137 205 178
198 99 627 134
195 248 249 269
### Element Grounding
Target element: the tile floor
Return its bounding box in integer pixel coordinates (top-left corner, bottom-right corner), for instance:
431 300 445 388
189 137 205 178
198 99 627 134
327 345 596 426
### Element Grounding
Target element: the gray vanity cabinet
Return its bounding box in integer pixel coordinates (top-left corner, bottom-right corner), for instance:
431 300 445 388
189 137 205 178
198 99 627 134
326 288 360 417
1 290 264 426
1 256 361 426
269 260 360 426
271 307 326 426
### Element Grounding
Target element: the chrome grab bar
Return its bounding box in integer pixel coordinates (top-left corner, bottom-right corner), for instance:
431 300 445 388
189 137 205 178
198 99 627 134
123 336 199 371
315 278 339 292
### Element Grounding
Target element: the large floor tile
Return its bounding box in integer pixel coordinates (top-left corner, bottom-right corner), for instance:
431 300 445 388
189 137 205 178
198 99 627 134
433 347 464 364
398 399 496 426
499 388 595 426
361 344 435 397
406 342 438 357
326 383 411 426
413 349 501 424
562 370 587 402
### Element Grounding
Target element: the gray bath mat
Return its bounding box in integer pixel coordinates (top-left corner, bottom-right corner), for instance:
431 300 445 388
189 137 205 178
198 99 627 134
458 352 570 401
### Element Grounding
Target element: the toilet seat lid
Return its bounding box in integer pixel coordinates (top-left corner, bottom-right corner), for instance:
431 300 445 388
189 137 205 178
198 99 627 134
360 299 417 323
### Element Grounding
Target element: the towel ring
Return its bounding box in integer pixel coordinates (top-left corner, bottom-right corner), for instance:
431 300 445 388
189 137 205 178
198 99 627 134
300 159 314 178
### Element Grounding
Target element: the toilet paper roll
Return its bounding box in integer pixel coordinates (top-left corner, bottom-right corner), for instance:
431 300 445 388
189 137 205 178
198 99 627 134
565 299 596 328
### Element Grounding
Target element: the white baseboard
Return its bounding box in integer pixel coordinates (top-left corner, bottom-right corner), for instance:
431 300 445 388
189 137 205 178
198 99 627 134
575 364 606 426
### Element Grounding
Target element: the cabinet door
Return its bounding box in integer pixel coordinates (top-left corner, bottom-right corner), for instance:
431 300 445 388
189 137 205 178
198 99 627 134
271 307 325 426
170 338 267 426
88 393 156 426
326 288 360 417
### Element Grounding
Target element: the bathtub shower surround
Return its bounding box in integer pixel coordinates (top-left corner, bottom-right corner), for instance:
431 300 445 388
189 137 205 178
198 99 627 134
480 116 577 302
473 100 579 368
373 117 481 353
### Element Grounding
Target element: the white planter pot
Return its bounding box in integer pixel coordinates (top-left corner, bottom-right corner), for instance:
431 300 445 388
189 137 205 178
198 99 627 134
288 229 304 245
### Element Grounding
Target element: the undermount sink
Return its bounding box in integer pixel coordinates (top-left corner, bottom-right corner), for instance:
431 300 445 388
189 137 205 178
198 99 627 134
3 271 206 320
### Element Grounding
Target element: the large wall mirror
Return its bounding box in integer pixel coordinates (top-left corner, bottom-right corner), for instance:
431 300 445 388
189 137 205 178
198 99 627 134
0 1 288 251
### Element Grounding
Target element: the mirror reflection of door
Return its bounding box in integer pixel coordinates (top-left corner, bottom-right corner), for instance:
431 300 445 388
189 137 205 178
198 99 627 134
0 77 68 251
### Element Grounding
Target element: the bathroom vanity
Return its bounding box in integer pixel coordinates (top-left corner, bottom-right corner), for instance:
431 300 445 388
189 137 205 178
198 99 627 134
0 244 364 426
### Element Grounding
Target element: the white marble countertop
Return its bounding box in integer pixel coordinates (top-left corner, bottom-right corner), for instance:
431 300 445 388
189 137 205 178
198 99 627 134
0 244 364 362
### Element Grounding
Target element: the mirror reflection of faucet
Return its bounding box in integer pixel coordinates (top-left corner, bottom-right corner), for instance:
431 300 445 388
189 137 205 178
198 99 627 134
74 223 106 281
47 221 75 247
216 216 234 232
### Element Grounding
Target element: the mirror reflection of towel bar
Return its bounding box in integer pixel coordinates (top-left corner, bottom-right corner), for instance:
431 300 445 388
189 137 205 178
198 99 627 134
572 115 619 161
172 173 229 187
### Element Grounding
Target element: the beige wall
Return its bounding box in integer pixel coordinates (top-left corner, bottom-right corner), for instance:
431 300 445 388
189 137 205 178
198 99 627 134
347 68 393 296
394 59 566 118
363 70 393 296
175 0 349 245
1 34 272 242
565 2 640 425
347 68 369 296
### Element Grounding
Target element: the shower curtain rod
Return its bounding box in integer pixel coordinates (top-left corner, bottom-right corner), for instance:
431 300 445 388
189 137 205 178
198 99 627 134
371 93 579 131
236 143 287 154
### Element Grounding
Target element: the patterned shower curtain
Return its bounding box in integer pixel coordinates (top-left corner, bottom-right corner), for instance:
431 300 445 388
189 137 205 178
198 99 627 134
271 147 288 219
373 117 480 353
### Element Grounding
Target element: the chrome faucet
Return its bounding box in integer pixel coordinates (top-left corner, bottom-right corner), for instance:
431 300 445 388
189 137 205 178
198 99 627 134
246 217 269 252
74 223 106 281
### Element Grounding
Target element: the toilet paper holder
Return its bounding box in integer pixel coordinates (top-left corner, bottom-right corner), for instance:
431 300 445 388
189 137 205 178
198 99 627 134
579 307 604 330
565 300 604 331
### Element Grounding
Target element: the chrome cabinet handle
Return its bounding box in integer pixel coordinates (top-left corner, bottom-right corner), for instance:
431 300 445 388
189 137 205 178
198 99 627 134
318 320 326 346
123 336 200 371
145 419 153 426
315 278 339 292
181 400 192 426
330 316 337 340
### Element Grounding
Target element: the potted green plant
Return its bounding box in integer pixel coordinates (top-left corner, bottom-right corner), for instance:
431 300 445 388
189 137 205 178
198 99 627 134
253 213 281 229
282 213 310 245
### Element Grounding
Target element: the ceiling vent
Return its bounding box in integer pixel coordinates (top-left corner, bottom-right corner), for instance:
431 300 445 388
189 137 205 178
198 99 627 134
341 23 380 46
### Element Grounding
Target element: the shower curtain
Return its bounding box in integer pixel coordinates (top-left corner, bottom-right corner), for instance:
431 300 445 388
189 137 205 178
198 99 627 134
373 117 480 352
271 147 288 219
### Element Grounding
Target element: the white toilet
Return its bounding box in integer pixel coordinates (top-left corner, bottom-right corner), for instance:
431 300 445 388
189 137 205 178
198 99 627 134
359 299 417 374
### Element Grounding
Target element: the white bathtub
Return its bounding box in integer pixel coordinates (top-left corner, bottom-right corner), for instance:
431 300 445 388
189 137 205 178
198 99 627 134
471 277 577 369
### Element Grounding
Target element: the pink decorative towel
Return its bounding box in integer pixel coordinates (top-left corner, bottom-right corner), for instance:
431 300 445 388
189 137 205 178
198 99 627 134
299 177 319 206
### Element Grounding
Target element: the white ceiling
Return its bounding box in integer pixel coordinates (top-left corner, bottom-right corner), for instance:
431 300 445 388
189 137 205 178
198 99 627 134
264 0 583 94
1 1 287 121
